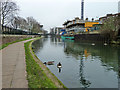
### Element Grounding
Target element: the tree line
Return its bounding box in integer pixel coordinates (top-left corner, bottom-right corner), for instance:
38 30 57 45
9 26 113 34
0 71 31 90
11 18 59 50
100 14 120 41
0 0 43 34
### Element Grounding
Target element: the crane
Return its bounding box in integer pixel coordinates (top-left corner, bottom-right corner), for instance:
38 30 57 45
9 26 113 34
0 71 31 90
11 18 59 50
81 0 84 20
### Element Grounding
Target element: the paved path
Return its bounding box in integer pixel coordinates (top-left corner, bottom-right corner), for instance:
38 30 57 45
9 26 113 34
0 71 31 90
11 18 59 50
1 39 34 88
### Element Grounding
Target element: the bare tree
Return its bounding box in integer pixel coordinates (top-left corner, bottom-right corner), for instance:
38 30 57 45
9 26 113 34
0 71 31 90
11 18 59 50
11 16 43 34
0 0 19 26
12 16 28 30
19 17 27 30
11 16 21 29
26 17 43 33
0 0 43 35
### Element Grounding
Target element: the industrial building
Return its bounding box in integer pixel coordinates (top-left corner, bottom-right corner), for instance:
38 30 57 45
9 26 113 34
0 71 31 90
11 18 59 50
63 17 85 33
62 0 101 34
63 17 100 34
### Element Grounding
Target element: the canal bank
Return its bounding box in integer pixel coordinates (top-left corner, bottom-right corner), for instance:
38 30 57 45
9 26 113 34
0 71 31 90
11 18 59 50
24 38 67 88
32 37 119 88
1 38 36 88
74 34 120 45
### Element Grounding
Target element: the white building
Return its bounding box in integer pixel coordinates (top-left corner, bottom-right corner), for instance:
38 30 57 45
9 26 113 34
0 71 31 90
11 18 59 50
118 1 120 13
50 27 64 35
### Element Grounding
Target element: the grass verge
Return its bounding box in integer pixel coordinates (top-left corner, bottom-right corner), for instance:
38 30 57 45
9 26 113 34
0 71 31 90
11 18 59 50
24 40 57 88
0 37 33 50
31 39 67 89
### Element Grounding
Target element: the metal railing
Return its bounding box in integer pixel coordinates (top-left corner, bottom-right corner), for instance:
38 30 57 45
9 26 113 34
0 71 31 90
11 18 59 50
1 25 39 35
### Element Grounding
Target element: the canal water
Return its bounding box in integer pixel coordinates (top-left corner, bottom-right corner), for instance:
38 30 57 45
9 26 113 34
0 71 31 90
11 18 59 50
32 37 119 88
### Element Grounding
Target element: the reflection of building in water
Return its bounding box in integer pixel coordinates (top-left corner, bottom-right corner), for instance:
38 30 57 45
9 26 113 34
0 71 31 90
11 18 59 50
79 55 91 88
64 41 119 87
50 27 64 35
50 37 62 43
50 37 65 47
64 41 119 72
64 42 91 87
64 42 91 60
84 49 91 58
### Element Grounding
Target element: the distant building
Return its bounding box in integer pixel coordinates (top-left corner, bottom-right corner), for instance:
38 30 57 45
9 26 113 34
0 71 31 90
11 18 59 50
50 27 64 35
99 13 120 23
85 22 100 32
63 17 85 33
63 17 100 33
118 1 120 13
55 27 64 35
50 28 55 35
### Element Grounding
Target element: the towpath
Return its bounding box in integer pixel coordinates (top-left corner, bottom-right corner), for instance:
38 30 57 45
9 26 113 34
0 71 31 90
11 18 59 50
0 39 34 88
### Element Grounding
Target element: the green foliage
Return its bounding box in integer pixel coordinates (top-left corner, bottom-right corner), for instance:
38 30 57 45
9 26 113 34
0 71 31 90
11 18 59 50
101 17 118 31
24 41 57 88
100 16 120 40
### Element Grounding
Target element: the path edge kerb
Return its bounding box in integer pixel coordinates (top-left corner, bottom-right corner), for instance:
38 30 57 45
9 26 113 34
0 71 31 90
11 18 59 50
29 38 67 88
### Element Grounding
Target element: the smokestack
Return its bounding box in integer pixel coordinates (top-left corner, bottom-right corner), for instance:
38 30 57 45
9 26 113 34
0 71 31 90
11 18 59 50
81 0 84 20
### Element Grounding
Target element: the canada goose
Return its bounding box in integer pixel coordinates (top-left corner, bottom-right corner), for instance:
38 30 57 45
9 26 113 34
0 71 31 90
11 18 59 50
91 43 95 46
57 62 62 68
47 61 54 65
43 61 54 65
104 43 107 46
43 62 47 65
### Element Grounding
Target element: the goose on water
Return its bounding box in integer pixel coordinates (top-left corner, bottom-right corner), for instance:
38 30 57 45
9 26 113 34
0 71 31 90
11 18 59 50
43 61 54 65
91 43 95 46
104 43 107 46
57 62 62 68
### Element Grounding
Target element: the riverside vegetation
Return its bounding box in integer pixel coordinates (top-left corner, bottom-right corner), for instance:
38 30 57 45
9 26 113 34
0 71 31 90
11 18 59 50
24 40 67 88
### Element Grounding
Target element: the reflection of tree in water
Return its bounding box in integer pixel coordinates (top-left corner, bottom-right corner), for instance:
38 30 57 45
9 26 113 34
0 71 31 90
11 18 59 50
50 37 55 42
50 37 61 43
32 38 48 53
64 42 119 72
50 37 64 46
64 42 83 60
64 41 120 87
64 42 91 87
79 54 91 88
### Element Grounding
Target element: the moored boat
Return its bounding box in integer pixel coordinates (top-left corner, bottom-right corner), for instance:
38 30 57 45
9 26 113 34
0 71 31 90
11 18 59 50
61 35 74 40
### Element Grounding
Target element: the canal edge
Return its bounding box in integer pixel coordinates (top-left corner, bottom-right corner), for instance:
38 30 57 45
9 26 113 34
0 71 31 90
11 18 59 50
29 37 67 88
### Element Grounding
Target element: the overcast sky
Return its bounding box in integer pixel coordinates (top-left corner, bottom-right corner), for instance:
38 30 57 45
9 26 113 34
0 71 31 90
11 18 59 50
14 0 120 32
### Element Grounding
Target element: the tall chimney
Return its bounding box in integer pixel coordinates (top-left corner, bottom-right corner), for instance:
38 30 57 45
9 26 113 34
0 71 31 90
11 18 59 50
81 0 84 20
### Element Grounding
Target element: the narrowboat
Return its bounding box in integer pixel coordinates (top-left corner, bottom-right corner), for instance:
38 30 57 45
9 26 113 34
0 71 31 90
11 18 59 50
61 35 74 40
